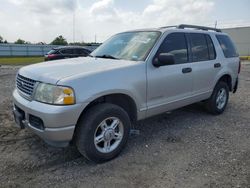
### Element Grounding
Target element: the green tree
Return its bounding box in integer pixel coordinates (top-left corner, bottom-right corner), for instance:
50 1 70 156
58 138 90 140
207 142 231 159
0 35 3 43
50 35 68 45
15 38 26 44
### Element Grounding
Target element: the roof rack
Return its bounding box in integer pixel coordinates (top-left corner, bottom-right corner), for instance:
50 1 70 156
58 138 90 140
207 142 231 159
177 24 221 32
158 25 177 29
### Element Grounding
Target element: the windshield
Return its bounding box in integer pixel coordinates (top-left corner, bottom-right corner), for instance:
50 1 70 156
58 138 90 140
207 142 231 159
47 49 57 54
91 31 161 61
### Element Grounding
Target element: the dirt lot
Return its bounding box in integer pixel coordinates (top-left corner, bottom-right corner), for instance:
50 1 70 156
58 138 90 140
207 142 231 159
0 63 250 188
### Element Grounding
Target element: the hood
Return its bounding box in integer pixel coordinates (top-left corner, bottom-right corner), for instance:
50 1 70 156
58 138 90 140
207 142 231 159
18 57 137 84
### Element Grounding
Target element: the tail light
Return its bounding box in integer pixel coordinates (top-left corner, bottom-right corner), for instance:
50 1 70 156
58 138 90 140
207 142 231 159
238 60 241 74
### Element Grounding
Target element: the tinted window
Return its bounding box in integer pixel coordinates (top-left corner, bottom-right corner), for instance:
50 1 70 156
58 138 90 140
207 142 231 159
205 35 216 60
190 33 209 62
47 49 59 55
75 48 88 55
60 49 74 54
216 35 238 58
157 33 188 64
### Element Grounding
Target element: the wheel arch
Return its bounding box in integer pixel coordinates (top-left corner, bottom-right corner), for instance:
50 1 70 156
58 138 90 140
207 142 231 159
76 93 138 126
214 74 233 91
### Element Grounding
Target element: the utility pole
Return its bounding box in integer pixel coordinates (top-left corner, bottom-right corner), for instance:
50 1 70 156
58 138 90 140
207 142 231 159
215 20 218 28
73 11 76 43
82 35 84 43
95 34 97 43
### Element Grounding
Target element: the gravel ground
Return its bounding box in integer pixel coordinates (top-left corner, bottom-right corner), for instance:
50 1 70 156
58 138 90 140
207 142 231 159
0 63 249 188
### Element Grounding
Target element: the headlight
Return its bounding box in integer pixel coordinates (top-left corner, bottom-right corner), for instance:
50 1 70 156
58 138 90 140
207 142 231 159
34 83 75 105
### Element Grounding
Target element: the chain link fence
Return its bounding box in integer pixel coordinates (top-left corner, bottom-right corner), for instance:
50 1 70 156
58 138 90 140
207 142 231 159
0 44 99 57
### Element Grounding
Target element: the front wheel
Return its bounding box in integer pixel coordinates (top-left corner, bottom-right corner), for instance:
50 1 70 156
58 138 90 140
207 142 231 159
205 81 229 115
75 103 131 163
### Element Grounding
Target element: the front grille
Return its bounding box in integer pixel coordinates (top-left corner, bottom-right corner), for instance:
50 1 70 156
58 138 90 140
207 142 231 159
16 74 36 99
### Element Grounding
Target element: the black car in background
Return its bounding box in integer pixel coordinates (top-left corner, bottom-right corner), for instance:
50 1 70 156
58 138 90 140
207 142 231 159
45 46 91 61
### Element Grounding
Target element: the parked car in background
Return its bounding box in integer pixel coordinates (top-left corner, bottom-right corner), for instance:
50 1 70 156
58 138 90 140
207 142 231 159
44 46 91 61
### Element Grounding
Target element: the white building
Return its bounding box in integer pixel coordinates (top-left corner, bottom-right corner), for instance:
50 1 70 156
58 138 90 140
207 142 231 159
222 26 250 56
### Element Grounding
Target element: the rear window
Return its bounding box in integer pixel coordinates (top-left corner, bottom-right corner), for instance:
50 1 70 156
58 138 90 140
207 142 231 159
190 33 217 62
205 35 216 60
190 33 209 62
216 35 238 58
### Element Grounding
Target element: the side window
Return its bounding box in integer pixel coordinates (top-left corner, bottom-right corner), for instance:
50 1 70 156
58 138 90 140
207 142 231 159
190 33 209 62
74 49 80 54
48 50 60 55
157 33 188 64
76 49 87 55
216 35 238 58
205 35 216 60
60 49 74 55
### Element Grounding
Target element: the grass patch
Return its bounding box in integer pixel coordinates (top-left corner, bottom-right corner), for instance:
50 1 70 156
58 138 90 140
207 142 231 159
240 56 250 61
0 57 44 65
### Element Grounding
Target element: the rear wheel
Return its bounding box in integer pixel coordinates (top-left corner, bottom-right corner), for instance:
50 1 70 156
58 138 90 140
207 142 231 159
75 103 131 163
205 81 229 115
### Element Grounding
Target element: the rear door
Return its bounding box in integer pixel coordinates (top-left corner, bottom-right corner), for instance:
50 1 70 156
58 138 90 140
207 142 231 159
75 48 89 57
188 33 219 97
146 32 194 117
60 49 75 59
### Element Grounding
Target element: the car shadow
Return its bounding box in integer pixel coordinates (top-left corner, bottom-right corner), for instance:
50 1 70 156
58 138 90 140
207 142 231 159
15 102 211 170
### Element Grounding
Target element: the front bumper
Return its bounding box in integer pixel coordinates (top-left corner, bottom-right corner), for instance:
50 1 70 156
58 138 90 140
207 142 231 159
13 89 86 147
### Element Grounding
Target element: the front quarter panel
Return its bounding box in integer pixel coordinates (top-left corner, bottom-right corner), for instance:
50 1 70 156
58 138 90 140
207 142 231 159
58 62 147 119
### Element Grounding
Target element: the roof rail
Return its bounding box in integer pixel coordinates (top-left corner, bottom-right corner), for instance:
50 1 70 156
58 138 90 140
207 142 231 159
177 24 221 32
158 25 177 29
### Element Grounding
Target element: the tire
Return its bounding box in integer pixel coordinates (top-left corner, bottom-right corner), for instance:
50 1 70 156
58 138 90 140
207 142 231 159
205 81 229 115
75 103 131 163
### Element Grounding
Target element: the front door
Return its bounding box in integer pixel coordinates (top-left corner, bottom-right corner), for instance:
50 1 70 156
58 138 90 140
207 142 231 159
146 32 193 117
188 33 219 96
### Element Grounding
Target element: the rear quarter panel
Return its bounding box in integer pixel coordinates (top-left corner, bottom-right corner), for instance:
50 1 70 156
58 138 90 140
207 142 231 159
211 33 239 89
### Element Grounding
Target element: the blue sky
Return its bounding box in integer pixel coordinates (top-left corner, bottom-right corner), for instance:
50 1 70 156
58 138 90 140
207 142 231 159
211 0 250 22
0 0 249 43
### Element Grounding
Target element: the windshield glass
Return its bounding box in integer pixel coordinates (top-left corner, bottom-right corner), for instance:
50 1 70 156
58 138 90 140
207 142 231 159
47 49 57 54
91 31 161 61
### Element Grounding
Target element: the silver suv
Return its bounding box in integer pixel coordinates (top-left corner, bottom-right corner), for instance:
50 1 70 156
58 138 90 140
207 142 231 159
13 25 240 162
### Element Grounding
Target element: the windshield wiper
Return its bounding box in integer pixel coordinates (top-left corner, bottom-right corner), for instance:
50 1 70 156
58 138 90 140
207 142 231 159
94 54 119 59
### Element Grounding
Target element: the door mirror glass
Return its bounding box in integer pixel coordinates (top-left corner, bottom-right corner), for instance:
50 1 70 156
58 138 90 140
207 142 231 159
153 53 175 67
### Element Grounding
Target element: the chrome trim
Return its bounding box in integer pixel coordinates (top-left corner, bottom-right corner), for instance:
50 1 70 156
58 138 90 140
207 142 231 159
16 74 37 100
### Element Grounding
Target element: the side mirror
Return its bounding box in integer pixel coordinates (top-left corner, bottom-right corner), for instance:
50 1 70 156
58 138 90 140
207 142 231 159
153 53 175 67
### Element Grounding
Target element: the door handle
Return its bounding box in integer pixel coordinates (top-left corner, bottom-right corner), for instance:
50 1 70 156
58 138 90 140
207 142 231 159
214 63 221 68
182 67 192 74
